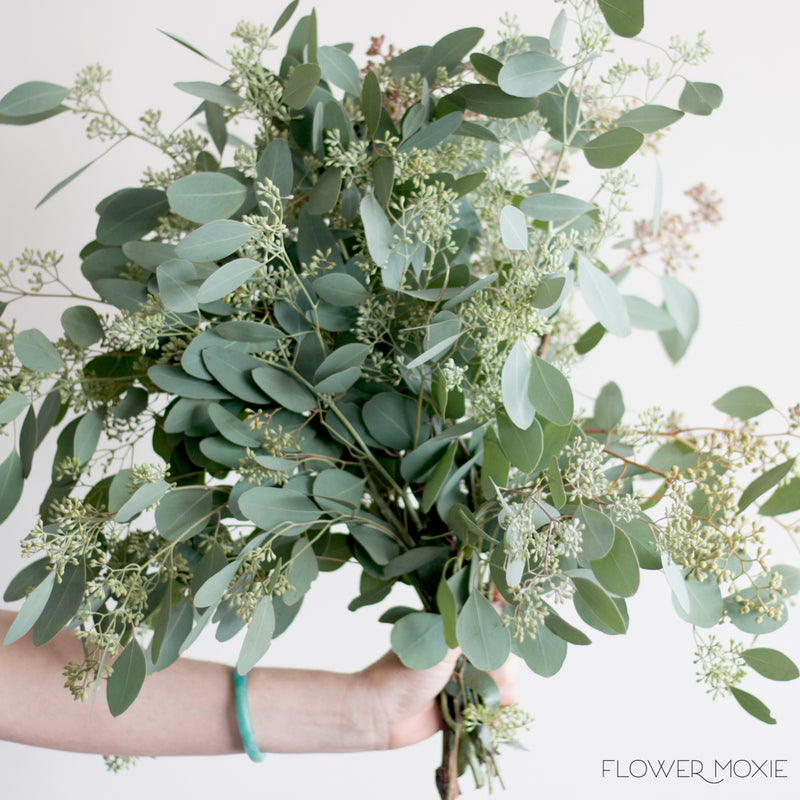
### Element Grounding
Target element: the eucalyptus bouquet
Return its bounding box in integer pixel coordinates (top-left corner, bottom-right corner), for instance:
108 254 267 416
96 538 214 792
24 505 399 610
2 0 799 796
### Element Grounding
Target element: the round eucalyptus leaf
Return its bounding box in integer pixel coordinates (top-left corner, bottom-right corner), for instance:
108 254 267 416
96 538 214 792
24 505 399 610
157 259 199 313
0 392 30 425
282 63 322 108
314 343 370 383
175 220 253 262
252 364 316 412
528 356 573 425
499 205 528 251
167 172 248 224
363 392 418 450
14 329 64 373
456 591 511 670
313 273 368 307
61 306 104 347
678 80 723 116
577 255 631 337
498 51 567 98
317 45 362 95
590 529 640 597
154 487 216 542
597 0 644 37
238 486 321 535
391 612 448 669
512 623 568 677
96 188 169 246
312 469 365 514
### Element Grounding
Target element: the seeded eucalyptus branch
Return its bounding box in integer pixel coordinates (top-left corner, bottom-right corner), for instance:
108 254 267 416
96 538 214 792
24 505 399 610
1 0 799 796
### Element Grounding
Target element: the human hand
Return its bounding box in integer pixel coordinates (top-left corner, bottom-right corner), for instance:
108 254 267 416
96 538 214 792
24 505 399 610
355 648 520 750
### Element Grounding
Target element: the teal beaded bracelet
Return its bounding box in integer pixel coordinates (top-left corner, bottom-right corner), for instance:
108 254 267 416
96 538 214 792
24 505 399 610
233 670 265 763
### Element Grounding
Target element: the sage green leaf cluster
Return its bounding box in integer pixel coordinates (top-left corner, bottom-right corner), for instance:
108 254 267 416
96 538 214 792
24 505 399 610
0 0 797 796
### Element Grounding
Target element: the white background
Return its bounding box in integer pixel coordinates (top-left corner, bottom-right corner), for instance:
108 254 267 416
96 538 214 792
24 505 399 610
1 1 799 798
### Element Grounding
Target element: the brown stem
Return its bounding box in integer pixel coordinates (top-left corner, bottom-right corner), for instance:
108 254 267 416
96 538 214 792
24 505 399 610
435 729 461 800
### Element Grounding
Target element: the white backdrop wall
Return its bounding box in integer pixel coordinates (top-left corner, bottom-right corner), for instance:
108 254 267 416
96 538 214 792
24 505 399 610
1 2 799 798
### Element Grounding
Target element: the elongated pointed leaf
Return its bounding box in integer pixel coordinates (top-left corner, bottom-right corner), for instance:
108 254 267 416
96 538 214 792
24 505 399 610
0 81 69 116
577 255 631 337
616 105 684 133
590 529 639 597
158 29 224 67
317 45 361 95
32 559 86 645
116 480 171 523
500 205 528 250
520 192 595 222
759 477 800 517
3 571 55 645
741 648 799 681
571 575 626 633
197 258 261 303
502 340 535 429
236 597 276 675
713 386 773 420
174 81 243 107
175 220 253 261
0 449 24 525
283 63 322 108
730 687 776 724
583 127 643 169
738 459 795 513
513 624 567 677
107 639 146 716
154 487 216 541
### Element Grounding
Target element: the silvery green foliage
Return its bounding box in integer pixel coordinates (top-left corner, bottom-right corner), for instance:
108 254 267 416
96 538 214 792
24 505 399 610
0 0 797 795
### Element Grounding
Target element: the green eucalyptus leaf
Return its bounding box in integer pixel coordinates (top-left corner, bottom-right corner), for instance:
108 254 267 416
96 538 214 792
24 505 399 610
148 365 232 400
158 30 224 67
729 687 776 725
14 329 64 373
528 356 573 425
597 0 644 37
0 449 24 525
593 381 624 431
167 172 248 224
391 612 448 669
32 559 86 645
456 591 511 670
61 306 104 347
543 607 591 645
713 386 773 420
574 503 615 560
679 80 723 116
759 477 800 517
497 52 568 98
662 275 699 340
157 259 199 313
520 192 595 222
238 486 321 535
671 572 723 628
741 648 799 681
420 27 484 83
252 364 316 412
738 459 795 513
194 561 240 609
0 106 67 126
363 392 418 450
174 81 243 107
96 188 169 246
236 596 276 675
205 102 227 155
313 273 367 306
616 105 684 133
0 81 69 116
360 190 393 267
3 571 56 645
590 528 639 597
317 45 361 95
582 127 643 169
283 63 322 108
3 557 50 603
256 139 293 198
306 166 342 215
399 112 463 153
150 599 193 671
446 84 537 119
312 469 364 514
196 258 262 303
499 205 528 251
577 255 631 337
314 343 369 382
73 406 104 466
272 0 300 35
0 392 30 425
281 536 320 605
202 349 270 405
624 295 675 331
107 639 146 716
361 70 382 138
571 575 627 633
175 220 253 262
422 440 458 512
116 480 171 523
502 340 535 429
496 411 543 473
470 53 502 83
154 487 216 542
513 623 567 677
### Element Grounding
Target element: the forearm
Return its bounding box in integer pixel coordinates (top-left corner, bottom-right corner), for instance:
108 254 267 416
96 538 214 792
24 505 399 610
0 609 371 756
